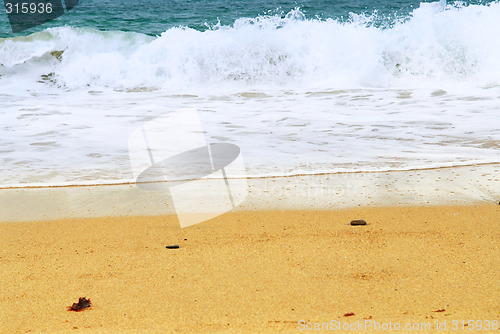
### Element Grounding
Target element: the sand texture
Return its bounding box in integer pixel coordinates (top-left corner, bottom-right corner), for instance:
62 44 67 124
1 205 499 333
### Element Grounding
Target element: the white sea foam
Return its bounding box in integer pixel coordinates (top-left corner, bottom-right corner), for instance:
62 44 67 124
0 2 499 187
1 2 500 90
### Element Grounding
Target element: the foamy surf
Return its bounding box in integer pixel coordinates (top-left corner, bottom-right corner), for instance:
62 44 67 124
0 2 499 188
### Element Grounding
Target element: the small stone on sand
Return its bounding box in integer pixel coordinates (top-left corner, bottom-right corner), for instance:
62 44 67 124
350 220 367 226
166 245 180 249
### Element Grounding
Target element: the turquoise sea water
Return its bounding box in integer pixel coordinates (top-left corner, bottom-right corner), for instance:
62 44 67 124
0 0 499 187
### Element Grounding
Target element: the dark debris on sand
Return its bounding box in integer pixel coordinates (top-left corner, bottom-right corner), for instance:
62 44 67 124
68 297 91 311
350 220 367 226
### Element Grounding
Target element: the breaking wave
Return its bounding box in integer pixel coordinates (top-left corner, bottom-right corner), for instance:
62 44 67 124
1 1 500 91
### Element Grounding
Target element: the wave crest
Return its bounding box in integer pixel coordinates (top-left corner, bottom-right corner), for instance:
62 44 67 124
1 2 499 91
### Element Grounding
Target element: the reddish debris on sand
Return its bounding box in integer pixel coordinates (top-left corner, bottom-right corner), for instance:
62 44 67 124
343 312 355 317
68 297 91 311
433 309 446 313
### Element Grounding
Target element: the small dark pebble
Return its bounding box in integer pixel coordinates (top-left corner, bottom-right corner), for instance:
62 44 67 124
350 220 367 226
68 297 91 311
344 312 355 317
166 245 180 249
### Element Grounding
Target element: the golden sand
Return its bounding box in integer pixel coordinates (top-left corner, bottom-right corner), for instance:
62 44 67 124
1 205 499 333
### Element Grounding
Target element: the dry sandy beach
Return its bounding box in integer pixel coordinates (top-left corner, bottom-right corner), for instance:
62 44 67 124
1 165 499 333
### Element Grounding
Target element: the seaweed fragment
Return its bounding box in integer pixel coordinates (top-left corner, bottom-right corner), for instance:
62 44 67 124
68 297 91 311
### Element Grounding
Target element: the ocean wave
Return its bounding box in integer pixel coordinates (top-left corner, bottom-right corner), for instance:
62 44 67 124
1 2 500 91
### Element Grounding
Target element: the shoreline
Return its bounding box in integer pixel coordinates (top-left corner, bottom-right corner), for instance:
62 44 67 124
1 161 498 190
1 163 499 223
1 205 499 333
